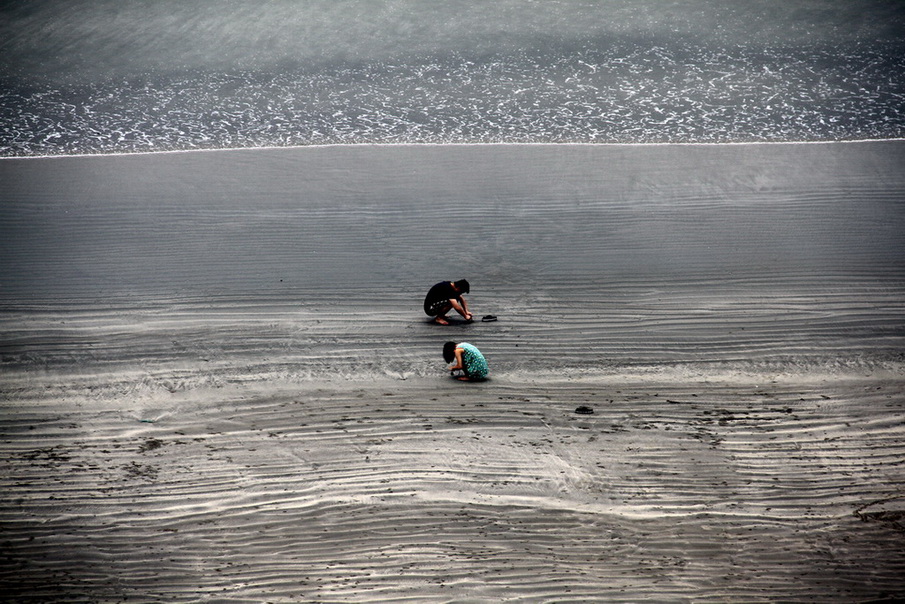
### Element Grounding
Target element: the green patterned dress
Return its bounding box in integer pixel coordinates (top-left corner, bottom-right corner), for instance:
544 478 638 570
458 342 488 379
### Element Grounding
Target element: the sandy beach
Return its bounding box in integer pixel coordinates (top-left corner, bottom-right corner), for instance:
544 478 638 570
2 142 904 601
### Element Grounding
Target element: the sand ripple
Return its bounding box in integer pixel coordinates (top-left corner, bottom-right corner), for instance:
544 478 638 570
2 374 904 601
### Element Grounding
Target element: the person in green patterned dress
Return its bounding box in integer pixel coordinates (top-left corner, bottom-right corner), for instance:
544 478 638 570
443 341 489 381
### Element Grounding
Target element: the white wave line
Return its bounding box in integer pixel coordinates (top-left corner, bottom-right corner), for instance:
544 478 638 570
2 138 905 161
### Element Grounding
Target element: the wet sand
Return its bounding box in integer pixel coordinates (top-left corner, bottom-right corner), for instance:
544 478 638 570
2 142 904 601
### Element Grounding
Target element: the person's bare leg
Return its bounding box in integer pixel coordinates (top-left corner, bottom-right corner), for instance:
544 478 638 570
449 299 473 321
433 302 453 324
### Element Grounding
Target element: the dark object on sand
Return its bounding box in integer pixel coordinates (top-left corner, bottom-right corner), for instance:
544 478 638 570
575 405 593 415
481 315 498 322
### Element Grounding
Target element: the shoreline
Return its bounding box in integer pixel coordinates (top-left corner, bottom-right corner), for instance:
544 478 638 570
2 136 904 161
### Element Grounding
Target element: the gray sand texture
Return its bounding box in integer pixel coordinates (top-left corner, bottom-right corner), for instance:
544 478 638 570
1 142 904 601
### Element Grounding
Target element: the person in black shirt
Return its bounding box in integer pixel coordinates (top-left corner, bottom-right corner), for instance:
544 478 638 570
423 279 472 325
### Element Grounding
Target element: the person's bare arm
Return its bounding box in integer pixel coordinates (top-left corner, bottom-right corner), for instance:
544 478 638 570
449 347 464 372
460 297 472 320
450 297 472 321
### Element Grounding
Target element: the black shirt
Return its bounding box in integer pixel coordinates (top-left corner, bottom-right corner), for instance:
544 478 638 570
423 281 458 314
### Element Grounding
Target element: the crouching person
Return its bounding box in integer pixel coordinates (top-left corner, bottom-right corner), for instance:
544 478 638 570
443 341 488 381
424 279 472 325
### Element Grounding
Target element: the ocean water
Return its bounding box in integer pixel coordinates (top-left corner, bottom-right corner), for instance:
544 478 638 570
1 0 904 156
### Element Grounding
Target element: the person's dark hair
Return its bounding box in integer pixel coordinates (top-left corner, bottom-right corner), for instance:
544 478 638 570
443 341 458 363
454 279 470 294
